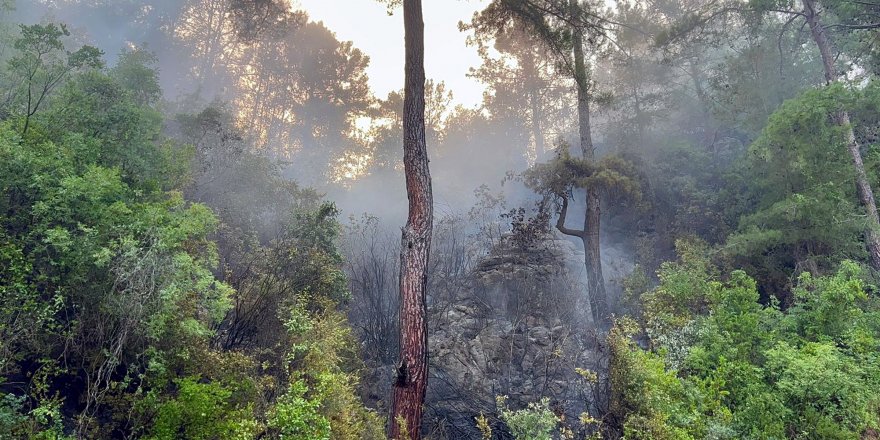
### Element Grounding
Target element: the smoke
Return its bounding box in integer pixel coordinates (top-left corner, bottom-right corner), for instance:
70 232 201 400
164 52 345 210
4 2 663 350
5 0 853 437
5 0 641 368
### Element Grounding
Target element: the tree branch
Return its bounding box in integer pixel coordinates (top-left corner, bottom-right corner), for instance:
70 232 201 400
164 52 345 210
555 195 585 238
778 13 802 78
825 22 880 29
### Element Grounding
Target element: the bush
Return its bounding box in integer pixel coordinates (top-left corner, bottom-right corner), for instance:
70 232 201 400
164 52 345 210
612 251 880 439
496 396 559 440
147 377 260 440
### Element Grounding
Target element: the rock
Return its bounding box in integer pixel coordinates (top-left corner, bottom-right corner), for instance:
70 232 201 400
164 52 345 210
453 304 471 313
415 232 603 437
528 326 552 346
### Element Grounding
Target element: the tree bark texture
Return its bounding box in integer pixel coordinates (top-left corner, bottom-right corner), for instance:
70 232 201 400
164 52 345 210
570 0 611 329
390 0 433 439
802 0 880 270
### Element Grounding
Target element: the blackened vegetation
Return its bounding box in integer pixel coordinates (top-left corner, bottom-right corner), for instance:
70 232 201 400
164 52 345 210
6 0 880 438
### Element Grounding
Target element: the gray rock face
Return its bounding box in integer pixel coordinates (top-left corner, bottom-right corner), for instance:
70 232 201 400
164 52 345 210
424 232 603 438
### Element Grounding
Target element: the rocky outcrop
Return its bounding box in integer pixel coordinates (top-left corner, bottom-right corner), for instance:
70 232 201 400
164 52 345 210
423 232 603 438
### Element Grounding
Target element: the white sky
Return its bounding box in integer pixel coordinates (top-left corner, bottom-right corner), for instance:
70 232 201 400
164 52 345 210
295 0 488 108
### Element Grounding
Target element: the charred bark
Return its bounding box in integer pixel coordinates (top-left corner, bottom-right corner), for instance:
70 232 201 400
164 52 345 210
584 188 609 328
390 0 434 438
570 0 611 330
555 195 612 330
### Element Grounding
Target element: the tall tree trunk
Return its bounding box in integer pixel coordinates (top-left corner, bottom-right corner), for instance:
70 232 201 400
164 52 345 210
390 0 433 438
523 49 547 157
529 88 546 157
571 0 611 329
802 0 880 270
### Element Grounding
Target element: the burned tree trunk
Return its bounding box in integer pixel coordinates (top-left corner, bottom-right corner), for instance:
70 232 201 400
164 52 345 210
556 196 611 330
583 189 609 328
802 0 880 271
571 0 611 329
390 0 433 438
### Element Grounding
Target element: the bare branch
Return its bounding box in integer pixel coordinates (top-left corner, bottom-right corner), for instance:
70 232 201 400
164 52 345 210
555 195 585 238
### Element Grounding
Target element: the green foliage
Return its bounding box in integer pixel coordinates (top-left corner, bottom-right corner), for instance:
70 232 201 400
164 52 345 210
0 104 234 431
725 83 880 291
43 70 174 190
613 250 880 439
523 146 643 203
4 23 103 133
639 239 723 357
648 143 735 244
173 105 382 440
276 306 384 440
706 24 823 137
111 47 162 106
784 261 870 343
496 396 560 440
267 380 331 440
148 377 260 440
0 24 381 438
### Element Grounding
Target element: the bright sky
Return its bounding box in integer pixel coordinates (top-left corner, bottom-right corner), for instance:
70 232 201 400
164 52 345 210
295 0 488 108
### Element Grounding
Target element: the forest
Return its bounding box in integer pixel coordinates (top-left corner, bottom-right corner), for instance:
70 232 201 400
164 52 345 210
2 0 880 438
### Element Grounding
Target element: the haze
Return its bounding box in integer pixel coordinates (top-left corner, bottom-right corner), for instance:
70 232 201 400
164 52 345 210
297 0 487 108
2 0 880 439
